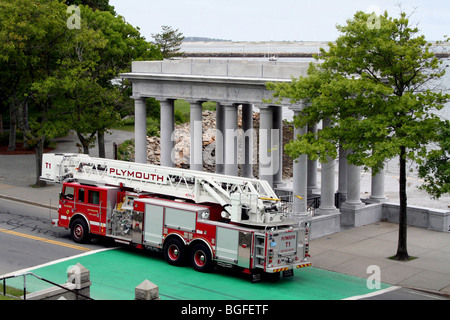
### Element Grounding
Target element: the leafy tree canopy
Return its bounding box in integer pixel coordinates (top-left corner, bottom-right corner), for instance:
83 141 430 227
0 0 162 182
63 0 116 14
268 11 449 175
267 10 449 260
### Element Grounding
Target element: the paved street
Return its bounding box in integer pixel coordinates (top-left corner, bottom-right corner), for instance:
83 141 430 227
0 199 111 276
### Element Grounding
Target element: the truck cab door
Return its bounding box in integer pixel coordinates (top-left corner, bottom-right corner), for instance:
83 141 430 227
76 187 105 235
59 185 75 228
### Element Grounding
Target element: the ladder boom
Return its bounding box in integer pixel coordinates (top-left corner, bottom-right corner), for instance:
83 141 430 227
40 153 292 225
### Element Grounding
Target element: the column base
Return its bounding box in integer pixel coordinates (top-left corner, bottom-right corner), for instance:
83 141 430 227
340 201 365 210
315 207 340 216
367 196 389 203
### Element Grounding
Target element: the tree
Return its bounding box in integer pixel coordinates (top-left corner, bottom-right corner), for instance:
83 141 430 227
31 4 162 157
69 6 161 155
64 0 116 14
152 25 185 59
0 0 161 187
0 0 73 186
267 11 449 261
418 121 450 199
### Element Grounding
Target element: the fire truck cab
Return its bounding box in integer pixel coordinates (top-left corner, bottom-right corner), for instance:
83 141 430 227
57 182 120 241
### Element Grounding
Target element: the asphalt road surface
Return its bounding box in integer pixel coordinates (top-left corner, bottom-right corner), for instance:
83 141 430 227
0 199 111 276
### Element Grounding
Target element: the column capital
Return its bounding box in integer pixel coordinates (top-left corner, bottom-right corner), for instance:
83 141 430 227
220 102 239 108
131 95 145 101
259 105 274 113
158 98 176 104
185 99 205 105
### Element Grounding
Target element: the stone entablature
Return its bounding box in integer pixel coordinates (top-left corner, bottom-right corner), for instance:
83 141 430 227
121 59 309 106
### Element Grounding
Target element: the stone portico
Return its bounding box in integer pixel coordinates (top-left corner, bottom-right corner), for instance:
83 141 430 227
120 58 389 237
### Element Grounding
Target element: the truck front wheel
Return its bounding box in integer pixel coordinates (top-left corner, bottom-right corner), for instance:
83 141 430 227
70 218 90 243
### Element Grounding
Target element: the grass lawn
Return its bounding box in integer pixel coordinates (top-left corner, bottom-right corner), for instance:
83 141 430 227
0 286 24 300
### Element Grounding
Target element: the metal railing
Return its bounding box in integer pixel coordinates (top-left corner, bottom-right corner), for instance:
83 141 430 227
0 272 93 300
273 191 345 225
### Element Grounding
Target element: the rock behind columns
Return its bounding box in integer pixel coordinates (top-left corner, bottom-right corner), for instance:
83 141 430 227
142 109 295 178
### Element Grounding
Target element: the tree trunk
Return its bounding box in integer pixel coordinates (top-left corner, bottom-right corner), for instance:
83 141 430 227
395 146 409 261
34 137 47 187
77 132 91 155
22 100 29 149
8 102 16 151
98 130 105 158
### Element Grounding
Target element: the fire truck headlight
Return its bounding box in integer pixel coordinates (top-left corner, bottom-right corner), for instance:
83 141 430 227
201 212 210 219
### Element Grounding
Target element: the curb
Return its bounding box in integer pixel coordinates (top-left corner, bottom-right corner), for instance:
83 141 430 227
403 286 450 299
0 194 58 211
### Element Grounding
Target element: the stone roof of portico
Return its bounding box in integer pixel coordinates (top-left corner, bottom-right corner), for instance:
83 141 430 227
120 59 309 107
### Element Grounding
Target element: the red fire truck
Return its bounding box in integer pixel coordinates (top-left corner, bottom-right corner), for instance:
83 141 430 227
41 153 311 280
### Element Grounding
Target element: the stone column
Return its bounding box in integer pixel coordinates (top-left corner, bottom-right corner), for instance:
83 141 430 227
316 119 339 214
215 102 225 174
224 103 238 176
134 97 147 164
337 145 348 205
259 106 273 186
160 99 175 167
241 104 253 178
189 101 203 171
342 160 364 208
291 107 307 214
307 123 319 194
370 167 387 202
272 106 284 187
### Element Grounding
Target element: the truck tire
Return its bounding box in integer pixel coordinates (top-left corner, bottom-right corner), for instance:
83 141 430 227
164 237 186 266
190 243 213 272
70 218 90 243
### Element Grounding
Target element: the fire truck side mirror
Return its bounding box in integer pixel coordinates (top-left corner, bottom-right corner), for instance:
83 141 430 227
59 192 63 200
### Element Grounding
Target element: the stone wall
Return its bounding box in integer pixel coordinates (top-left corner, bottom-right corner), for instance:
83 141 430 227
382 203 450 232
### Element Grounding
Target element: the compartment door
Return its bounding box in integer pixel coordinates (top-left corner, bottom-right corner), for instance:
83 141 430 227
216 227 239 263
144 204 164 246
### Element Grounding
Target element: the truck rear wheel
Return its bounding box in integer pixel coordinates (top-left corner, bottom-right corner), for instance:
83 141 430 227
190 243 213 272
70 218 90 243
164 238 186 266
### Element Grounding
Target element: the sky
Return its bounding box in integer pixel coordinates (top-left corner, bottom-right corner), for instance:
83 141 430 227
109 0 450 42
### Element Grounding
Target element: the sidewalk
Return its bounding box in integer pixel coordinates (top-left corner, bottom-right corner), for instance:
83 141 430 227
311 221 450 295
0 131 449 297
0 130 134 210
